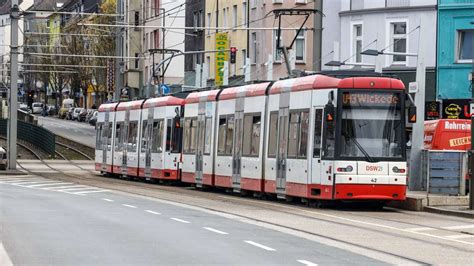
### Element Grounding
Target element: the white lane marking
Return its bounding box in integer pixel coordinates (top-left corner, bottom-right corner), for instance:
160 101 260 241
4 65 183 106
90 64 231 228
442 225 474 230
102 198 114 202
297 260 318 266
27 182 73 188
0 177 34 182
171 218 190 224
122 204 137 208
405 227 435 232
56 187 95 192
0 242 13 266
0 179 43 183
13 181 59 186
43 185 88 190
145 210 161 215
73 190 110 195
244 241 276 251
445 234 474 239
203 227 228 235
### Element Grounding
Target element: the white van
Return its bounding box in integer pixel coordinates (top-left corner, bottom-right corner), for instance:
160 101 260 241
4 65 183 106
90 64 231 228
32 102 44 114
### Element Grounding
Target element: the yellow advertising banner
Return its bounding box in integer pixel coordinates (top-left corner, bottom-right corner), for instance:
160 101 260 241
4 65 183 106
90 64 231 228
215 32 228 86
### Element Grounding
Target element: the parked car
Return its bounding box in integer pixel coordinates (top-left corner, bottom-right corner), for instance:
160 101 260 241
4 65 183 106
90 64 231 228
31 102 44 114
66 107 75 120
72 108 83 121
85 109 94 122
89 111 98 126
47 105 57 116
18 103 31 114
0 147 6 170
78 109 89 122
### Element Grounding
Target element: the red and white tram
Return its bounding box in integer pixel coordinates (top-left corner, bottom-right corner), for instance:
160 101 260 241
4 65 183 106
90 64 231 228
95 102 119 173
96 74 410 203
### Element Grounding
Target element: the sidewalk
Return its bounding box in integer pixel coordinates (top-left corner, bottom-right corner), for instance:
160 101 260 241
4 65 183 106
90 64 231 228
390 191 474 219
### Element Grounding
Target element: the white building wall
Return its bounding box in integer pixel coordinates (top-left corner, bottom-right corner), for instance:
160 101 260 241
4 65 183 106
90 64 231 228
322 0 437 70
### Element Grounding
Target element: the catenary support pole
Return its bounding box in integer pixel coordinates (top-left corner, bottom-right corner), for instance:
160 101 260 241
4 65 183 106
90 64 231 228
114 0 124 101
313 0 322 72
7 1 19 170
409 14 427 190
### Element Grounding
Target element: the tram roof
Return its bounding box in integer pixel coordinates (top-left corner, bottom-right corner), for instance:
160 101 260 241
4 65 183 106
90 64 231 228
143 96 185 108
98 102 119 112
219 82 271 101
185 89 221 104
116 99 146 111
338 77 405 90
269 75 340 95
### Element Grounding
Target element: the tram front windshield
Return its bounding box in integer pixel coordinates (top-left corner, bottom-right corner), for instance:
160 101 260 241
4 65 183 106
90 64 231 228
339 91 404 161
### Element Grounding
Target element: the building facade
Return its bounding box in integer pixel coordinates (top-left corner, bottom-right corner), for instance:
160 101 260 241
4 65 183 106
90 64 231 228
142 0 185 90
437 0 474 100
122 0 142 98
184 0 205 87
0 0 10 84
322 0 438 100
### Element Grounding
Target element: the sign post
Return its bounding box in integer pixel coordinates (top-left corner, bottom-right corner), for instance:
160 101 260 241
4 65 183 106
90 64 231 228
215 33 228 87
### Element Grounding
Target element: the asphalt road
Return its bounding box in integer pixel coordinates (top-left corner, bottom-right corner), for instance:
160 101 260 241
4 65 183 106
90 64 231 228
0 175 383 265
37 116 96 148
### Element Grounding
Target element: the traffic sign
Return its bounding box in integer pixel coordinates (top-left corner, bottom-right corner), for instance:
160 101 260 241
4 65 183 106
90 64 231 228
408 82 418 93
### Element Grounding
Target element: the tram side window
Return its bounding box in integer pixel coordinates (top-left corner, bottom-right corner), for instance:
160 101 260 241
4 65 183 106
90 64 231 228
189 118 197 153
140 121 148 153
288 110 309 159
106 122 113 151
151 119 163 153
267 112 278 158
127 121 138 152
171 117 182 153
114 122 123 151
313 109 323 158
217 116 227 155
323 118 336 158
217 115 234 156
243 113 261 157
166 119 172 152
204 117 212 155
96 123 103 148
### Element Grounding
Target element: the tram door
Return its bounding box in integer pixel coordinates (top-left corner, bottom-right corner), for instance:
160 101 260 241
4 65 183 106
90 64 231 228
276 107 289 194
195 106 206 185
232 110 244 190
101 112 109 170
144 110 154 177
121 111 130 175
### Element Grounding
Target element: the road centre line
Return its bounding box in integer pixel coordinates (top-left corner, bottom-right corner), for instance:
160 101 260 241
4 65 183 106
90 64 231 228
445 234 474 239
74 190 110 195
203 227 228 235
244 240 276 251
405 227 435 232
43 185 88 190
442 225 474 230
297 259 318 266
102 198 114 202
0 179 44 183
122 204 137 208
12 181 60 186
171 218 190 224
145 210 161 215
27 182 73 187
0 177 34 182
56 187 96 192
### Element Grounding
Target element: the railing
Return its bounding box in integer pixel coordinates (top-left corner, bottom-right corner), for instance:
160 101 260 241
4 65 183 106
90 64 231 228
0 119 55 157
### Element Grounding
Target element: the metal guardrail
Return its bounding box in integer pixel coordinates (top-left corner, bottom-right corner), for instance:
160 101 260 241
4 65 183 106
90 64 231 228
0 119 55 157
421 150 468 195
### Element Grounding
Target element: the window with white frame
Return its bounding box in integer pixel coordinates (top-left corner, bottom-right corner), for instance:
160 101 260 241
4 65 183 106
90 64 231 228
295 30 305 62
207 13 211 35
193 11 198 32
199 10 204 28
353 24 362 63
391 22 407 63
242 2 247 25
457 29 474 62
252 32 257 64
223 8 227 28
273 30 282 61
233 5 238 29
250 0 257 9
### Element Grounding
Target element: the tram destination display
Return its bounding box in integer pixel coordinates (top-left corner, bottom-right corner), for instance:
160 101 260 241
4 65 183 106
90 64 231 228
342 92 400 107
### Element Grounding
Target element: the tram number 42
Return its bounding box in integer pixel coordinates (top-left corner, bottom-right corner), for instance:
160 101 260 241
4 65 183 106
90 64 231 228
370 178 378 183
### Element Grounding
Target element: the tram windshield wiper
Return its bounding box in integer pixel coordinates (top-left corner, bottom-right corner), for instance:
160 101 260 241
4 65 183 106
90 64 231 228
342 131 377 163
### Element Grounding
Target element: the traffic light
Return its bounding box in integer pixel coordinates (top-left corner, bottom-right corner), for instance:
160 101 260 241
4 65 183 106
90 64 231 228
230 47 237 64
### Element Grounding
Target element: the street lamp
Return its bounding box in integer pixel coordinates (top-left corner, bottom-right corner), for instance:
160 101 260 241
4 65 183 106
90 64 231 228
361 49 418 57
324 60 375 67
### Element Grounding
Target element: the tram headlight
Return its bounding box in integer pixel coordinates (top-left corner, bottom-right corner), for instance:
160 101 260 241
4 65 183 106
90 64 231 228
337 165 353 172
392 166 406 173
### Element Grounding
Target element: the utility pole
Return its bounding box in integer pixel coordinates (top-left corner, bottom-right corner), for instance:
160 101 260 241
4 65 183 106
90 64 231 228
114 0 124 101
313 0 323 72
7 1 19 170
470 49 474 209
